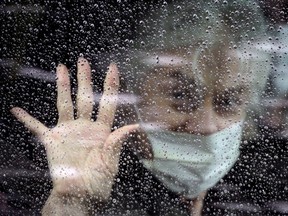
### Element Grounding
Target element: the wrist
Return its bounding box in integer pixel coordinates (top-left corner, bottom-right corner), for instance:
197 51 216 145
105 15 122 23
51 169 113 202
83 165 114 202
42 190 90 216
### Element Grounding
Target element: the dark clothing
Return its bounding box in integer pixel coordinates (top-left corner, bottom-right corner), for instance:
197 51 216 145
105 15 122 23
1 134 287 215
98 145 191 216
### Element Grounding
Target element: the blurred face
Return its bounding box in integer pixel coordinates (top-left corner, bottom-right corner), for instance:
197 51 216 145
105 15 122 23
137 47 249 135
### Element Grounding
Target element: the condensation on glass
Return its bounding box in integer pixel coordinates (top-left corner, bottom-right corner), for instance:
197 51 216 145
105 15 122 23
1 1 287 215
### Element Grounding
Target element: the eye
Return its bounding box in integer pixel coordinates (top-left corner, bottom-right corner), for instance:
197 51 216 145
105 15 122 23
169 88 202 113
213 93 243 115
172 90 185 99
220 97 233 107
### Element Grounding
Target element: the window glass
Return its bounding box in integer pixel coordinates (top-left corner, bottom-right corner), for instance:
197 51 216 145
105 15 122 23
1 1 287 215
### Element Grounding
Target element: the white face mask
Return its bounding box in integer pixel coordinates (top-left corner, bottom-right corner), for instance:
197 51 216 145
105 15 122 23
140 121 243 199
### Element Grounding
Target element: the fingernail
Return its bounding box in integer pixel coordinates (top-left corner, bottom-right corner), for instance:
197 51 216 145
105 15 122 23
78 56 85 62
57 63 63 69
11 107 21 114
108 62 117 71
130 124 140 133
78 57 88 67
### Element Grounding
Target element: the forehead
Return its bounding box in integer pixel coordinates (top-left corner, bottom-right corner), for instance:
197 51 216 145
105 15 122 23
141 49 249 91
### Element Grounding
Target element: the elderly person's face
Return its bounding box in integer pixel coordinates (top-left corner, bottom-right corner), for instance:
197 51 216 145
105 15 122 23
137 47 249 135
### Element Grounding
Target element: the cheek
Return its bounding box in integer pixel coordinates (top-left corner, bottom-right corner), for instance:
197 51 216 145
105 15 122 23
217 109 246 129
138 101 187 124
138 94 188 127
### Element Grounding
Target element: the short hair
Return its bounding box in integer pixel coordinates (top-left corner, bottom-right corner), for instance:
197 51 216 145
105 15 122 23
121 0 271 105
134 0 267 49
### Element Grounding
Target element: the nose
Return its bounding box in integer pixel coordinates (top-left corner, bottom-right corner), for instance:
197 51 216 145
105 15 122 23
183 97 219 135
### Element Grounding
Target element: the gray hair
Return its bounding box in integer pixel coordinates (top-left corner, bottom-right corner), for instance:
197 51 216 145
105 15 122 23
120 0 271 105
133 0 267 49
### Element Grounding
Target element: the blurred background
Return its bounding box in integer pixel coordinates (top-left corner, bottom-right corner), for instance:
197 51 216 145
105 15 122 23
1 0 288 215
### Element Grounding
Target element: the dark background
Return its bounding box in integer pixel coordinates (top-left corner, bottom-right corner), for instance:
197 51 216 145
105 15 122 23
1 0 288 215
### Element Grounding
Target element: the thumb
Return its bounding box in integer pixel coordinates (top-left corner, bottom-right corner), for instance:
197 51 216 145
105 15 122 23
103 124 139 158
11 107 47 137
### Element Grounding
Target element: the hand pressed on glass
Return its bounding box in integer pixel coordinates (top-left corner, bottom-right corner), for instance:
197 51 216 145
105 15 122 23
11 57 139 201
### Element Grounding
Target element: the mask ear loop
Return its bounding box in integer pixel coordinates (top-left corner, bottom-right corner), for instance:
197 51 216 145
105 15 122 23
133 100 144 127
179 191 207 216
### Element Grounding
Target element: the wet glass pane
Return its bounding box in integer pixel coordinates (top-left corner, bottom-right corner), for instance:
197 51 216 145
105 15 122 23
1 1 287 215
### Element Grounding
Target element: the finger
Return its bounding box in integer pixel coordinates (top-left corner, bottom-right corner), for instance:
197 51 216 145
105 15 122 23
76 57 93 119
103 124 139 158
97 63 119 128
56 64 73 123
11 107 47 137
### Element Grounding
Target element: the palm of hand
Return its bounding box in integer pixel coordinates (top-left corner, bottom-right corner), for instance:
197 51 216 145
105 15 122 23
12 58 138 201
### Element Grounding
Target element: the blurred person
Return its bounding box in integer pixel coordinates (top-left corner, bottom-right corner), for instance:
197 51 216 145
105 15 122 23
257 24 288 214
10 1 271 215
261 25 288 137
